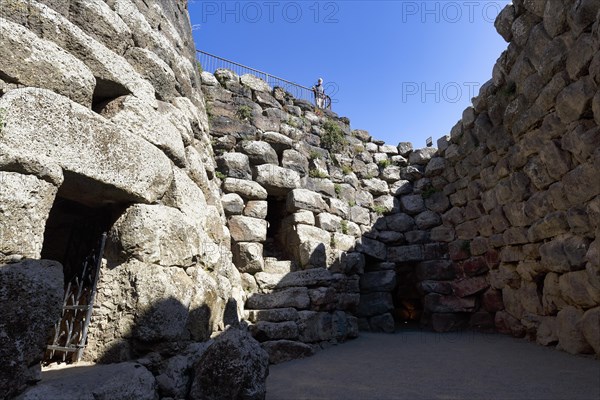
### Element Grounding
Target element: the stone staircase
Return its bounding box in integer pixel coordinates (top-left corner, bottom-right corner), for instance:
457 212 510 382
263 257 296 274
244 260 359 363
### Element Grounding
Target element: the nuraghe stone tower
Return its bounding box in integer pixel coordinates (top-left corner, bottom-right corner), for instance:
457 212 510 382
0 0 598 399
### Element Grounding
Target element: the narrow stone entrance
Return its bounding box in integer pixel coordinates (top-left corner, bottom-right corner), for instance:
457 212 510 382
264 195 290 259
40 197 119 363
393 263 423 327
41 198 113 283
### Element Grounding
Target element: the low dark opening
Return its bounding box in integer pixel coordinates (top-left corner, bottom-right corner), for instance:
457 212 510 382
91 78 131 112
393 263 423 328
41 197 124 364
41 197 117 285
264 195 290 259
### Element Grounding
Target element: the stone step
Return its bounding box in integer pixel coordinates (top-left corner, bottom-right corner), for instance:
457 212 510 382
246 308 299 323
255 268 334 291
263 257 295 274
246 287 310 310
261 340 315 364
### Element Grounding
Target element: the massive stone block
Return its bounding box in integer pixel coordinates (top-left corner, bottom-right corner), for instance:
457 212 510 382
129 261 196 342
16 362 157 400
0 18 95 106
580 307 600 355
254 164 301 196
287 224 331 267
559 270 600 308
556 306 593 354
357 292 394 317
223 178 268 200
113 204 204 267
238 140 279 165
233 242 264 274
297 311 334 343
98 95 188 166
190 328 269 400
0 0 155 101
0 172 58 259
229 216 268 243
246 287 311 310
261 340 315 364
0 260 63 399
424 293 476 313
360 270 396 293
287 189 329 213
0 88 173 205
217 152 252 180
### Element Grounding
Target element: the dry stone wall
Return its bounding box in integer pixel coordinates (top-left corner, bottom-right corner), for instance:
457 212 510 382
201 68 453 361
1 0 599 397
428 0 600 355
0 0 247 397
200 0 600 359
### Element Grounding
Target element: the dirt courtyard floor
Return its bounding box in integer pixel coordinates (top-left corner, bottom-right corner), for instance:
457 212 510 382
266 328 600 400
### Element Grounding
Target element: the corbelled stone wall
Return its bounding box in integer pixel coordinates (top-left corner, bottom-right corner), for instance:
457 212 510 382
429 0 600 355
200 0 600 359
201 68 454 361
1 0 598 397
0 0 246 398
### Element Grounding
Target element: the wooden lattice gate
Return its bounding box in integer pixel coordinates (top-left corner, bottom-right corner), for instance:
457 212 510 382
44 232 107 364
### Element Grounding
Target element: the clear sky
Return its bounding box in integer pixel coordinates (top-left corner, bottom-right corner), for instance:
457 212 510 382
189 0 511 148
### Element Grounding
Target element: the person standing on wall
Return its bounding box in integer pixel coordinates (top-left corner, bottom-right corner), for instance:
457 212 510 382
312 78 325 109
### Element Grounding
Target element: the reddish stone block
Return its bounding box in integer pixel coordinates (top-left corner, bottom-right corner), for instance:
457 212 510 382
459 256 490 277
482 288 505 313
451 276 490 297
484 249 500 269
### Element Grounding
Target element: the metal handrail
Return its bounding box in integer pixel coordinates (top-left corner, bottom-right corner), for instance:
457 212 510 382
197 50 332 109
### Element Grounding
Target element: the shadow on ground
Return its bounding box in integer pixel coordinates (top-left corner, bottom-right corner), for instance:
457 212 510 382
266 330 600 400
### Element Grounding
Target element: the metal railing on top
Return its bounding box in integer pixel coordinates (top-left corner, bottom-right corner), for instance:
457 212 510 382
197 50 331 110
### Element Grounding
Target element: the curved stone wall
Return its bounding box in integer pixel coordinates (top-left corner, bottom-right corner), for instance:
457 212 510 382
0 0 244 397
1 0 598 397
432 0 599 355
201 68 455 360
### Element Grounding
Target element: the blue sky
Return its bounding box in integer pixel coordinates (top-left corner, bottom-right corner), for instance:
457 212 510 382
189 0 510 148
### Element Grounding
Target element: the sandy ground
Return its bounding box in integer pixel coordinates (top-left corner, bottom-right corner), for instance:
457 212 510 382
266 329 600 400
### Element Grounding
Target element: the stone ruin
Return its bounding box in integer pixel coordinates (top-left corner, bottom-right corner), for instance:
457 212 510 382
0 0 598 398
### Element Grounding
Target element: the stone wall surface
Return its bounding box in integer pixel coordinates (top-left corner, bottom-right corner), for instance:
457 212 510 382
201 68 451 360
198 0 600 359
1 0 599 398
427 0 600 354
0 0 247 398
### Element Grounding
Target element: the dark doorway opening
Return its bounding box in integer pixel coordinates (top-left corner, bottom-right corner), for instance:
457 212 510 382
393 263 423 328
41 197 117 284
264 196 290 259
41 197 122 364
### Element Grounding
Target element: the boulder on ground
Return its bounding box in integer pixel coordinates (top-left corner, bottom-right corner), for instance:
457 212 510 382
190 328 269 400
0 260 63 399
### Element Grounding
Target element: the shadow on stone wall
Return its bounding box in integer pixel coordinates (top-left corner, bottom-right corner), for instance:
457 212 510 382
19 296 269 400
